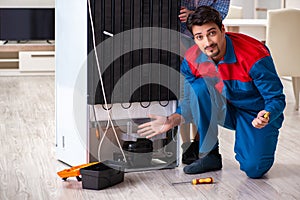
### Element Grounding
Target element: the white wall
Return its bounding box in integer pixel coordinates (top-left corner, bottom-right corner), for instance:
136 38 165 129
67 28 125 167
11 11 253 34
286 0 300 9
0 0 54 7
231 0 255 18
231 0 300 19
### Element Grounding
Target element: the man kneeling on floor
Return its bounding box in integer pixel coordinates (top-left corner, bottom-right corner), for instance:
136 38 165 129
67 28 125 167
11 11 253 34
138 5 286 179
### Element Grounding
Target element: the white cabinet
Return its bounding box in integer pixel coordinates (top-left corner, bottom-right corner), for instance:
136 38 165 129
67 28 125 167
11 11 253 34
0 0 54 7
19 51 55 71
0 44 55 75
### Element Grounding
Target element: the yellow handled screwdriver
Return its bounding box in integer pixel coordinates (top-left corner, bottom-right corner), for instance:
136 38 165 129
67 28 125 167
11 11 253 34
263 112 270 119
172 177 213 185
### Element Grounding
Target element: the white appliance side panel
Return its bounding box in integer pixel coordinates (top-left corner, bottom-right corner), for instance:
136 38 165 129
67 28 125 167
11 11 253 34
55 0 88 166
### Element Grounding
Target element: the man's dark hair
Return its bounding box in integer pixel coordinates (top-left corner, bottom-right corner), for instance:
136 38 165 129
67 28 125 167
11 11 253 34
187 6 223 34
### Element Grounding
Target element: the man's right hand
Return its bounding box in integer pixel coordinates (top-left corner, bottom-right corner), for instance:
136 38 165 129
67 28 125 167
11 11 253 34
179 7 194 22
137 114 172 139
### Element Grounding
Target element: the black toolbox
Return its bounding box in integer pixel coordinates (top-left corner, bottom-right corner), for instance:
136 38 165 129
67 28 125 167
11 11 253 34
80 160 124 190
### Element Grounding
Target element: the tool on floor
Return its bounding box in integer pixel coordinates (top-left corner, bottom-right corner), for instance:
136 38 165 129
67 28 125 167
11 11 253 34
57 162 99 181
172 177 213 185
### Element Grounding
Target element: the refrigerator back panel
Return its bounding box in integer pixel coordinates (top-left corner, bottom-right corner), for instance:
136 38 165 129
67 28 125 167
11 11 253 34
88 0 181 105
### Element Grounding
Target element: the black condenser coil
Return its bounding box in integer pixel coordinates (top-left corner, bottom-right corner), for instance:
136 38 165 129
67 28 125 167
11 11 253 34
87 0 181 105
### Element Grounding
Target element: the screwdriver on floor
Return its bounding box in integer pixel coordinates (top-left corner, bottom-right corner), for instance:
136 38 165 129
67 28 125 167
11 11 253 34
172 177 213 185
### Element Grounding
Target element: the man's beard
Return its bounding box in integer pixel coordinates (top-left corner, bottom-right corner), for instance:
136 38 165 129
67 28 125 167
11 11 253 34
210 47 220 58
205 44 220 58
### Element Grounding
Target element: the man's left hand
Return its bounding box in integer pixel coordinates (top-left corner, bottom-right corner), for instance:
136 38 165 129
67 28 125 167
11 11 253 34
251 110 270 129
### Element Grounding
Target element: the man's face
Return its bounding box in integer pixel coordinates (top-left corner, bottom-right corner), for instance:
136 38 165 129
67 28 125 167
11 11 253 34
192 22 226 62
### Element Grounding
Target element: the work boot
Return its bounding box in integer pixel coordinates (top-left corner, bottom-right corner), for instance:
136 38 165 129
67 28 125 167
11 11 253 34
183 147 222 174
181 141 199 165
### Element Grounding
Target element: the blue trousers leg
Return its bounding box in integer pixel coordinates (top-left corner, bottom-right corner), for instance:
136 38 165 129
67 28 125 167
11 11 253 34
189 78 227 153
233 110 279 178
189 78 279 178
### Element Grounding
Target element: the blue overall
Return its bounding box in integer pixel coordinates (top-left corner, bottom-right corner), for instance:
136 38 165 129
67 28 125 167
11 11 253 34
176 32 286 178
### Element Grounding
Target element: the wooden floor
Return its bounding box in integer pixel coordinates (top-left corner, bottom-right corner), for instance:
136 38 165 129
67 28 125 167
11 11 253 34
0 76 300 200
